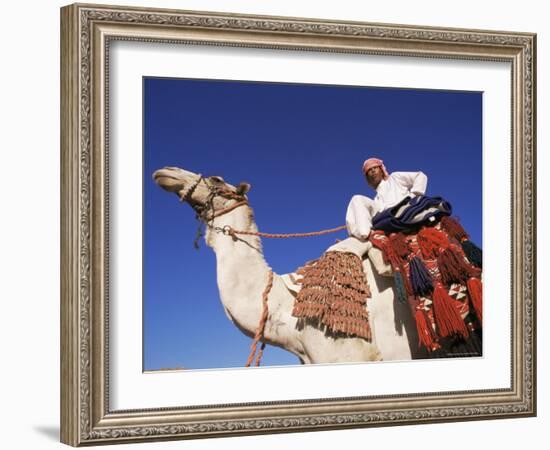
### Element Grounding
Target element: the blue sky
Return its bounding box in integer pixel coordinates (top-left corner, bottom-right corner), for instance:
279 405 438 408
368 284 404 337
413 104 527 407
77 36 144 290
143 77 482 371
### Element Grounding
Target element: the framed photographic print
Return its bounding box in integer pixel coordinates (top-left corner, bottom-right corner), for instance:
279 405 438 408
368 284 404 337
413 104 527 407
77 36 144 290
60 3 536 446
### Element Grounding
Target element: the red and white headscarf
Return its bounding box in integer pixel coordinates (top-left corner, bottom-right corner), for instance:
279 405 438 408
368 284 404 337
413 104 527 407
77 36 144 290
362 158 389 180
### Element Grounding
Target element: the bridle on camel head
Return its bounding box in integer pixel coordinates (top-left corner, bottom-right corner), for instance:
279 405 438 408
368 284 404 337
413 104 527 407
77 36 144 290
177 174 249 248
178 174 270 367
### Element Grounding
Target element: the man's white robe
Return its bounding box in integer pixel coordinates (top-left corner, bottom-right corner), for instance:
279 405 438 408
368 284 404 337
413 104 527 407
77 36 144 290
346 171 428 240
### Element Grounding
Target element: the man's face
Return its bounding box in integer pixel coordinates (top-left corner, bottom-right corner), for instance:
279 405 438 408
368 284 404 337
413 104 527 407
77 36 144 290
365 165 384 188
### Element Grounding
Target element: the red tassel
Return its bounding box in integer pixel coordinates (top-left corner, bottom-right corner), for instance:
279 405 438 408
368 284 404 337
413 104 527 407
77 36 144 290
389 232 410 260
437 245 480 285
467 277 483 323
432 284 469 339
440 216 469 242
383 240 404 270
414 308 438 350
417 227 450 259
370 232 400 268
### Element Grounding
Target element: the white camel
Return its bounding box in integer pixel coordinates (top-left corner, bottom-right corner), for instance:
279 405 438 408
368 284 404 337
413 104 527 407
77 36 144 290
153 167 420 364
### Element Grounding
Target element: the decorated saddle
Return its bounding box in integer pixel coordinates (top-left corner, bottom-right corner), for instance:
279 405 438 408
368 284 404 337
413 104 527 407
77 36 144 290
369 215 482 352
289 208 483 355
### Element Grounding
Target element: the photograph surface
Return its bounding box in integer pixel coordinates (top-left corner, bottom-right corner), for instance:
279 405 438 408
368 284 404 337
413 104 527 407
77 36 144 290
144 77 483 371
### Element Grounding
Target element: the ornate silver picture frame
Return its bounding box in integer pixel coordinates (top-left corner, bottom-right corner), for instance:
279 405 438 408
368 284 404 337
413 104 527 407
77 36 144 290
60 3 536 446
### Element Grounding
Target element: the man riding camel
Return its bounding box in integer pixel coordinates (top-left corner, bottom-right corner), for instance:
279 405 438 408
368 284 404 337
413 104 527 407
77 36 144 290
346 157 428 241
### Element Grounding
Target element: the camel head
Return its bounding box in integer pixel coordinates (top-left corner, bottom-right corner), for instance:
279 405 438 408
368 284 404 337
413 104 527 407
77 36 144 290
153 166 252 217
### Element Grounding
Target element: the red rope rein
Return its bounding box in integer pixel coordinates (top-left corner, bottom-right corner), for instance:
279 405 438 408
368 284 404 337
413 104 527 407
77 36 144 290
245 269 274 367
222 224 347 239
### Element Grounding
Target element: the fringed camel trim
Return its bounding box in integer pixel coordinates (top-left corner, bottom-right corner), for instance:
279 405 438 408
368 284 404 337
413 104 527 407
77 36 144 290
292 251 372 340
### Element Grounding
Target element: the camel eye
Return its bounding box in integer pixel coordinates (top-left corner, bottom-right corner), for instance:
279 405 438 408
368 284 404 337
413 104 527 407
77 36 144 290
209 176 224 184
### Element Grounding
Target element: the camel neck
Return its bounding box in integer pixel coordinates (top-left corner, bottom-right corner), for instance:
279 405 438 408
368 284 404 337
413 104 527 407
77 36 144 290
206 202 269 271
205 203 273 335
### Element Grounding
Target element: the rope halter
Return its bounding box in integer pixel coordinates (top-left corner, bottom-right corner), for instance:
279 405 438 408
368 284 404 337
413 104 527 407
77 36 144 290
177 174 250 247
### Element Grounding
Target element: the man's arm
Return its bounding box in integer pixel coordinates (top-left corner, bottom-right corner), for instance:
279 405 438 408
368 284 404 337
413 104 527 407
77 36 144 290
392 171 428 196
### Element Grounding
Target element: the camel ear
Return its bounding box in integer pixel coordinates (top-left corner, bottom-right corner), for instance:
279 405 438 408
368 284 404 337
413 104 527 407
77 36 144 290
236 182 251 195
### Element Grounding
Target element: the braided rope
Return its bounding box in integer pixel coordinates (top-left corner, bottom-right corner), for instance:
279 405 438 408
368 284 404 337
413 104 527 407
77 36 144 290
187 178 346 238
245 269 274 367
225 224 347 239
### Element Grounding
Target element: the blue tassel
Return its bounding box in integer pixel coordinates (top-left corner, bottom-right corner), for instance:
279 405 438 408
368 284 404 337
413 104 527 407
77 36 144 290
409 256 434 296
394 271 408 304
461 240 482 268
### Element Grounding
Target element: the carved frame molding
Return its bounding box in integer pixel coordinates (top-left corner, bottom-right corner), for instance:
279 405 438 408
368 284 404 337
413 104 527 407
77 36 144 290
61 3 536 446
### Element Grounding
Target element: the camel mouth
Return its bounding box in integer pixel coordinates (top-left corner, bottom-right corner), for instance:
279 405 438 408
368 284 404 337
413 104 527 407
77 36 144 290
153 168 186 193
